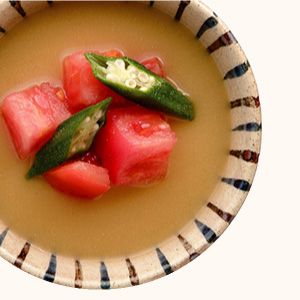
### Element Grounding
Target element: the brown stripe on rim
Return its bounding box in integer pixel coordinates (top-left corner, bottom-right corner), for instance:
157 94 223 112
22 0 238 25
75 259 83 289
0 26 6 34
230 150 259 164
0 228 9 247
175 1 190 21
207 202 235 224
14 242 31 269
231 96 260 109
207 31 238 53
126 258 139 286
177 234 199 261
9 1 26 17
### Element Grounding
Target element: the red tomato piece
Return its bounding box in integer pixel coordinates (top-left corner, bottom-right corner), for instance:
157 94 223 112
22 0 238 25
94 106 177 186
77 148 101 166
102 49 123 57
1 82 71 160
44 161 110 199
63 50 130 112
141 57 164 78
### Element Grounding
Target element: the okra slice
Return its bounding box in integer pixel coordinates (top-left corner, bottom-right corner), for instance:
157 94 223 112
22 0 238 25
85 53 195 120
26 98 112 179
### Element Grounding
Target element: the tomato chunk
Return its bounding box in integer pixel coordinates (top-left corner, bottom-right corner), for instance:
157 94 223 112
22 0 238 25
141 57 164 78
95 106 177 186
102 49 123 58
77 148 101 166
63 50 130 112
1 82 71 160
44 161 110 199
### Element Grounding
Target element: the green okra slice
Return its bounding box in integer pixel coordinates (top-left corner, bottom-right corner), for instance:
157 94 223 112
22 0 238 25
26 98 112 179
84 53 195 121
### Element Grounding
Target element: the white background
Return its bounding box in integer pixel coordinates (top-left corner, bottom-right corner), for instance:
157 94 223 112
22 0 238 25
0 0 299 299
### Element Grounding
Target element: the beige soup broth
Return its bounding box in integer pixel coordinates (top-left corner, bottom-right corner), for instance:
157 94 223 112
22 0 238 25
0 2 231 258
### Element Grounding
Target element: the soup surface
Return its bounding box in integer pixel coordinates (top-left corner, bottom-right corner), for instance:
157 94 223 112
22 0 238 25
0 2 231 258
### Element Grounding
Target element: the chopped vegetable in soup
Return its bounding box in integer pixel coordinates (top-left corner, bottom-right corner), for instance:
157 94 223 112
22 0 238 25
85 53 195 120
94 106 177 186
63 50 129 112
2 47 183 198
44 161 110 199
141 57 164 78
1 83 71 160
26 98 112 179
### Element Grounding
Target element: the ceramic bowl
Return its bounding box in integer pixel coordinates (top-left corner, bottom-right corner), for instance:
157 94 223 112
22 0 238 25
0 0 261 289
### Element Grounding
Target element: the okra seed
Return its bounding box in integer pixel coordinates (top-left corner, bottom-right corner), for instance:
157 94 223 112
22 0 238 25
95 111 103 119
127 65 137 73
125 79 137 89
93 124 100 131
115 59 125 70
138 72 149 83
84 117 91 123
149 77 155 84
106 73 116 81
71 146 77 153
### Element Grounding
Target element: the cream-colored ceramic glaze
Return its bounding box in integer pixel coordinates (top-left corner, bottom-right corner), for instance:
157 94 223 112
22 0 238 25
0 0 261 289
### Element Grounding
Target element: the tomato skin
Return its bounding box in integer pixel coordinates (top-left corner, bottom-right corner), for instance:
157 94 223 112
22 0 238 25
78 149 101 166
94 106 177 186
1 82 71 160
63 50 130 112
141 57 164 78
44 161 110 199
102 49 123 58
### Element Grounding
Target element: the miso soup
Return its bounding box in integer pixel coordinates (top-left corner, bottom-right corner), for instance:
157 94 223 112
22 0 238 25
0 2 231 258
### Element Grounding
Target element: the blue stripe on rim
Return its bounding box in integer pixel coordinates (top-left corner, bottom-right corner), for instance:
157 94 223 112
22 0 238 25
196 16 218 39
100 261 110 289
194 219 218 243
221 178 251 192
224 61 250 79
156 248 173 275
0 228 9 247
233 122 262 132
44 253 57 283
